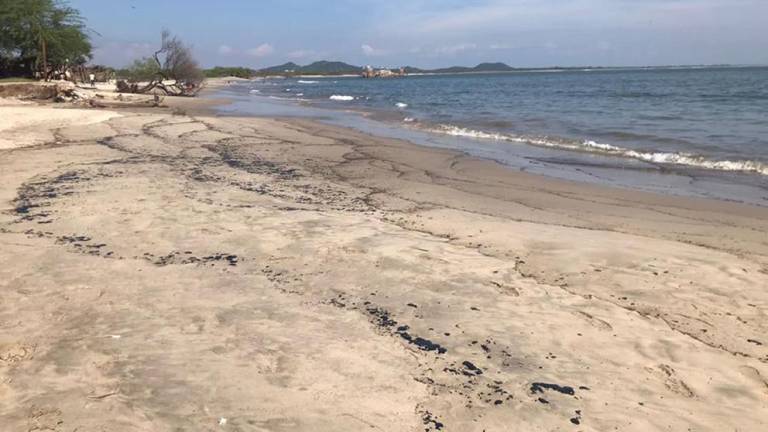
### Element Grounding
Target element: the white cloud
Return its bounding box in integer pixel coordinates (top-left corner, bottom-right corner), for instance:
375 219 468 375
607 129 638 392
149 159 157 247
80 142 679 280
218 45 235 55
247 43 274 58
436 43 477 55
89 0 768 69
362 44 387 57
381 0 768 37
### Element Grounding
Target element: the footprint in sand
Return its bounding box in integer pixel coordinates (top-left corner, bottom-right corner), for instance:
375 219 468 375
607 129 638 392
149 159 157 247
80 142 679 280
0 343 35 364
738 366 768 395
27 406 64 432
654 364 695 398
574 311 613 331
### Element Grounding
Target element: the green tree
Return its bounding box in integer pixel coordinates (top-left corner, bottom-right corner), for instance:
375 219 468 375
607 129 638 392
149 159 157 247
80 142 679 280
119 30 203 96
122 57 162 82
204 67 256 79
0 0 91 78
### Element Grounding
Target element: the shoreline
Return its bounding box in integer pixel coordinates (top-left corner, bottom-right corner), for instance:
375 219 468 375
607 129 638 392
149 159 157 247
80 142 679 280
278 116 768 255
216 80 768 207
208 81 768 222
1 92 767 430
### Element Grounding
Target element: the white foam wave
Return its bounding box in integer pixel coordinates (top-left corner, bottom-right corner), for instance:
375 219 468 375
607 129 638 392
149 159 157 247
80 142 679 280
396 102 408 108
403 117 416 123
330 95 355 101
432 125 768 176
298 80 319 84
249 89 260 94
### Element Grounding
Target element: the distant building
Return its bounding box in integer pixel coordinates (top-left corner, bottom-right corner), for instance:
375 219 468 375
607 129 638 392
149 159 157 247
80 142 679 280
361 65 407 79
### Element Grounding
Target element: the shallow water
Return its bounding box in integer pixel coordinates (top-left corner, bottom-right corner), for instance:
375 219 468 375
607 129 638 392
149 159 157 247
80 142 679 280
214 67 768 206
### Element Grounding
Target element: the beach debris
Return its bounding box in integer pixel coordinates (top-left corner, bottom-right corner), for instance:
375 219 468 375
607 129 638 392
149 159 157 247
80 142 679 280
530 382 576 396
461 361 483 376
364 306 447 354
87 387 120 400
420 410 444 431
570 410 583 425
218 417 227 426
142 251 239 267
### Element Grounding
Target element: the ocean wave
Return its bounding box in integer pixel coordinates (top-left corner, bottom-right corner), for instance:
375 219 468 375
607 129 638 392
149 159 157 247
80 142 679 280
297 80 319 84
431 125 768 176
266 95 310 102
330 95 355 101
396 102 408 108
249 89 260 94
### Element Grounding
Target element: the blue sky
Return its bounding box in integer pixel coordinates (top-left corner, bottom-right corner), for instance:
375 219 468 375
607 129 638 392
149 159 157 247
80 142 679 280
70 0 768 69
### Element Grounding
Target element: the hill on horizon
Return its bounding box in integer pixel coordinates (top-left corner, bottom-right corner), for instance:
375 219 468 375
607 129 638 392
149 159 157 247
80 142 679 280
257 61 518 76
259 61 361 75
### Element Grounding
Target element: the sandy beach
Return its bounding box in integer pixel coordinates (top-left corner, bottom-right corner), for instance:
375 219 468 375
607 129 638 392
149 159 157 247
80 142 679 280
1 86 767 431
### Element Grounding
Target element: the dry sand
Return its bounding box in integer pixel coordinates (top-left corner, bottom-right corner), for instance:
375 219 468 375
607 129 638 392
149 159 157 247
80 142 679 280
0 106 121 149
1 93 767 431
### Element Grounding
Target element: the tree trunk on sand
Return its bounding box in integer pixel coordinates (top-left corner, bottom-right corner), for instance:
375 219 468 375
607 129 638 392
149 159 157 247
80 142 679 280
40 36 48 81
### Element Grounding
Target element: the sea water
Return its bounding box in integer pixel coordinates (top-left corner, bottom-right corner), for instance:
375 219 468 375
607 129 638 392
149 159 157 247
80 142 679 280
215 67 768 205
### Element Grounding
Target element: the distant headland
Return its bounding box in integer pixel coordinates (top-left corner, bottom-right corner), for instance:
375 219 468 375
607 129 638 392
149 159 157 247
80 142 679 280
204 61 756 79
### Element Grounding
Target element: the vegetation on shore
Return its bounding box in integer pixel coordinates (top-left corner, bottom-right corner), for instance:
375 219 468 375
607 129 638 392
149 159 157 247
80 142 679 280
204 67 256 79
0 77 36 83
116 30 204 97
197 61 523 79
0 0 91 79
0 1 202 97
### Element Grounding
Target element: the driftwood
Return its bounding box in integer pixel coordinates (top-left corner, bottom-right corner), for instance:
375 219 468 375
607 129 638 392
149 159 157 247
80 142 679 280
83 97 165 110
116 80 139 94
116 31 203 97
116 79 200 97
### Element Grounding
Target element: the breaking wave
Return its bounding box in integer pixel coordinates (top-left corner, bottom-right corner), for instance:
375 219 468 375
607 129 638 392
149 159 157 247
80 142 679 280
330 95 355 101
298 80 319 84
431 125 768 176
396 102 408 108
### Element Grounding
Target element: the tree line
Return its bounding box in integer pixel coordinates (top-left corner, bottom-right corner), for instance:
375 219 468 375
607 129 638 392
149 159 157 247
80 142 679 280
0 0 91 79
1 0 203 96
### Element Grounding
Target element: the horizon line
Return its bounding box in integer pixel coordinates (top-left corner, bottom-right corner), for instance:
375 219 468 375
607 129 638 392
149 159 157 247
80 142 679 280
204 62 768 71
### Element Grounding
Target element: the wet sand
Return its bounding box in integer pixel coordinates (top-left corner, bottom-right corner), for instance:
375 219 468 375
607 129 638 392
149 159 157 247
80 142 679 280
1 92 767 431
